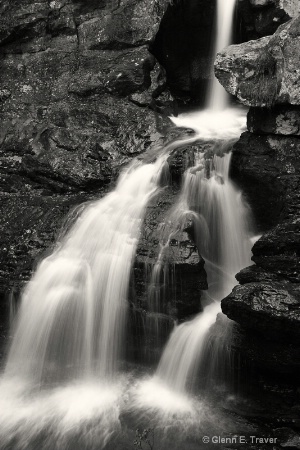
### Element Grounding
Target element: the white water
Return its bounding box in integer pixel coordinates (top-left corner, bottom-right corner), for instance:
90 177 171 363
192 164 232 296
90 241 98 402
137 0 256 399
207 0 237 110
155 152 253 393
4 154 169 384
0 0 256 447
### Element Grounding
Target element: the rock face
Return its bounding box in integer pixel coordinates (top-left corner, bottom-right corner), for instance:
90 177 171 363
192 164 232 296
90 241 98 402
217 13 300 384
0 0 175 294
149 0 296 103
236 0 298 41
230 132 300 231
215 16 300 107
150 0 215 103
248 105 300 135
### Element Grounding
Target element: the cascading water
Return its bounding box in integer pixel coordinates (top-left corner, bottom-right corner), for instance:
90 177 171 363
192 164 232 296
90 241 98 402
141 0 255 398
4 156 169 385
155 151 253 393
0 0 258 448
207 0 237 110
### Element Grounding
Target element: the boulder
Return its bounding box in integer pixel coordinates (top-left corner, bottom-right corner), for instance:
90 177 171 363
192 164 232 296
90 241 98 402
215 16 300 107
252 216 300 282
220 20 300 382
222 281 300 343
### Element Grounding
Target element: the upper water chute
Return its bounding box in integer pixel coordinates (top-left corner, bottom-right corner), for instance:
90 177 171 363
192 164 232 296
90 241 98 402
207 0 237 111
149 0 252 397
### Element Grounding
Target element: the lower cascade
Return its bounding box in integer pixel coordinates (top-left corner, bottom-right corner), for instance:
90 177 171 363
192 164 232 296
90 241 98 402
155 151 254 394
4 153 170 384
0 122 256 449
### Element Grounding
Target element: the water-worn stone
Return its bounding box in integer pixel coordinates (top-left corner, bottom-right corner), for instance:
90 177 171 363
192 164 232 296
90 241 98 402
0 0 173 294
252 216 300 282
215 16 300 107
222 281 300 342
248 105 300 135
134 186 207 322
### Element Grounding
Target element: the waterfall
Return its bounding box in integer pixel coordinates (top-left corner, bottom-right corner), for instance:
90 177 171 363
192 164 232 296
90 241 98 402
4 154 169 385
152 0 253 396
0 0 255 446
207 0 237 110
155 152 253 393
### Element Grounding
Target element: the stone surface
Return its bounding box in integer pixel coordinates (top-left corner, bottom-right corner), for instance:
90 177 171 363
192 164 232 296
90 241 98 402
215 16 300 107
248 105 300 135
0 0 174 294
230 131 300 230
222 281 300 342
236 0 297 42
221 34 300 382
130 144 208 362
150 0 216 103
133 145 208 323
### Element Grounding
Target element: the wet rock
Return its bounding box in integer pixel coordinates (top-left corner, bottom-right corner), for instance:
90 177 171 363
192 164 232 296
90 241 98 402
222 281 300 343
77 0 165 50
0 192 93 293
230 131 300 231
236 265 280 284
248 105 300 135
0 0 173 294
253 215 300 265
215 16 300 107
212 316 300 381
134 186 207 322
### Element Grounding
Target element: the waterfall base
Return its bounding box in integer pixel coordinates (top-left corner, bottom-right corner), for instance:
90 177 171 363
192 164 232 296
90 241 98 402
0 369 293 450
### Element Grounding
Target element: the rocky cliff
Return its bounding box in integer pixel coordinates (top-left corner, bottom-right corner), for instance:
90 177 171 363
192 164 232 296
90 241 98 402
215 15 300 394
0 0 175 294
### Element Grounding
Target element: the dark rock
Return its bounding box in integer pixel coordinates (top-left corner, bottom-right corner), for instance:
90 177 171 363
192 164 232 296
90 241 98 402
252 216 300 282
215 16 300 107
236 265 280 284
211 315 300 382
222 281 300 343
0 192 92 293
0 0 173 294
230 132 300 231
134 185 207 322
77 0 165 50
248 105 300 135
236 0 298 41
150 0 216 103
